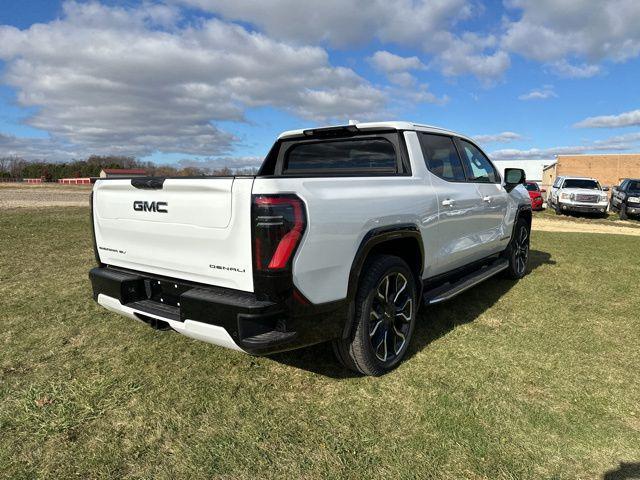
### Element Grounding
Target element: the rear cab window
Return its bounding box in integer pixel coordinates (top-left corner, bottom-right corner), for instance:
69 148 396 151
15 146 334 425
260 130 410 176
284 138 397 174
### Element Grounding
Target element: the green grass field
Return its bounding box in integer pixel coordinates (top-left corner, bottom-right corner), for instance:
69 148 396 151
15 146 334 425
1 208 639 479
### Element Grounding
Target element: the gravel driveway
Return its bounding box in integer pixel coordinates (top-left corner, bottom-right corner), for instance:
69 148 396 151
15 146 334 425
0 184 91 209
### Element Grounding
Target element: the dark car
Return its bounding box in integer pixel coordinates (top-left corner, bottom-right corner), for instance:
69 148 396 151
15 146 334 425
524 181 545 210
611 178 640 220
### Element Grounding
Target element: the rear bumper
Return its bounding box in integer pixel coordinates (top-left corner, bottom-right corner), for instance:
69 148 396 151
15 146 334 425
89 266 346 355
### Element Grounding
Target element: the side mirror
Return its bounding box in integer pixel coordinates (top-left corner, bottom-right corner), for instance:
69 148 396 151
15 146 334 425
602 186 610 192
504 168 526 192
540 188 547 193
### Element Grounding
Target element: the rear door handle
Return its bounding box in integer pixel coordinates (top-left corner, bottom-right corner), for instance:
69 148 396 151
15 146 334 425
482 196 492 203
442 199 455 207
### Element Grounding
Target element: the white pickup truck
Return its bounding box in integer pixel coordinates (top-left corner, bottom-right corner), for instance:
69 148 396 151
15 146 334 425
89 121 532 375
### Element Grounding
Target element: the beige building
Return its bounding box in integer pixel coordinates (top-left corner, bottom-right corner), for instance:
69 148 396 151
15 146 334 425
542 154 640 190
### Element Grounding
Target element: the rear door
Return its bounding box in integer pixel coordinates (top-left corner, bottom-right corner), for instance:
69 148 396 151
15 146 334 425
93 177 255 291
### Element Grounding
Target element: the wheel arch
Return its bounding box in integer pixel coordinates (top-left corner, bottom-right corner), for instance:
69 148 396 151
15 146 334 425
516 204 532 231
342 224 424 339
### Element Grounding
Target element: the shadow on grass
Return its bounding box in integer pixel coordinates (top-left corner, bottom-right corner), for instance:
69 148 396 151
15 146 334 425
270 249 555 379
602 462 640 480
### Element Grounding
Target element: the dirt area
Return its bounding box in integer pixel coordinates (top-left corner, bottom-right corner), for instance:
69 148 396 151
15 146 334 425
0 183 91 209
532 216 640 236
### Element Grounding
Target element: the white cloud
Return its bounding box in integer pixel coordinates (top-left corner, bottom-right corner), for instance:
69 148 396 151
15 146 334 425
0 132 80 161
0 1 387 159
549 60 601 78
518 85 557 101
503 0 640 63
177 0 471 47
489 131 640 160
368 51 428 89
177 156 263 172
574 109 640 128
432 33 510 82
473 132 523 144
400 85 450 106
179 0 510 81
368 51 426 73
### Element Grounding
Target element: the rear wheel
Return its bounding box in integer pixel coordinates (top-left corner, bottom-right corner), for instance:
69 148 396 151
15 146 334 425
333 255 417 376
503 218 530 279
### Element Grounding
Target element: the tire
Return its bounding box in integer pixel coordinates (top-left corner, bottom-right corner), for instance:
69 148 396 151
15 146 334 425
502 218 530 280
332 255 417 376
620 204 628 220
554 200 562 215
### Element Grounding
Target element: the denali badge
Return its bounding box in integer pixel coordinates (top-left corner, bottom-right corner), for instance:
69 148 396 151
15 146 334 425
210 264 246 273
133 200 168 213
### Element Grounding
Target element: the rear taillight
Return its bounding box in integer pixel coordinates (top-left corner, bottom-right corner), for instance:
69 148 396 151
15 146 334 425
252 194 306 272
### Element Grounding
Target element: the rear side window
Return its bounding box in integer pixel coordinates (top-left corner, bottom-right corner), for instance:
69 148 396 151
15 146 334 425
283 138 397 174
419 133 466 182
457 139 498 183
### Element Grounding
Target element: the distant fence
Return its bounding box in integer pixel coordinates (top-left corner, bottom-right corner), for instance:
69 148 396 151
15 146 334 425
24 178 43 184
58 178 92 185
0 177 23 183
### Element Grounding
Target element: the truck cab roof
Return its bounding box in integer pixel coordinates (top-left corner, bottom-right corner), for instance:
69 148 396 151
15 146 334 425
277 121 473 143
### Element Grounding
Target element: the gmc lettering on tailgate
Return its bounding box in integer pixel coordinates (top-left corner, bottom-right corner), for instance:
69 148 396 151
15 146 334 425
133 200 168 213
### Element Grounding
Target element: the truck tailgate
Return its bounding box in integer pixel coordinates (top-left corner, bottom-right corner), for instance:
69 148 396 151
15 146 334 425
93 177 255 292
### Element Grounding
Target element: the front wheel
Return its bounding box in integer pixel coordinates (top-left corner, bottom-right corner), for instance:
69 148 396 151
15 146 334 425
333 255 417 376
554 200 562 215
620 204 628 220
502 218 530 279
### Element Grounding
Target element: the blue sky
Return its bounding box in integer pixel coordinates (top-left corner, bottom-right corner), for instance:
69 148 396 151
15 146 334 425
0 0 639 170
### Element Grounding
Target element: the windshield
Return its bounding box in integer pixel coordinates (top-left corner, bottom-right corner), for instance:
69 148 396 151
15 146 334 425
525 183 539 192
563 179 600 190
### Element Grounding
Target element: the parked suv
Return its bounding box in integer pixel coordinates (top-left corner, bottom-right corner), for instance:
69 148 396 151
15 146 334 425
611 179 640 220
548 176 609 216
89 122 532 376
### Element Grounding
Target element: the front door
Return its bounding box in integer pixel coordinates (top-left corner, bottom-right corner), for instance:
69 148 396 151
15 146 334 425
455 138 510 257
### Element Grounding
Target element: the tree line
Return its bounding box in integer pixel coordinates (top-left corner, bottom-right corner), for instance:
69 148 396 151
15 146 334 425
0 155 256 180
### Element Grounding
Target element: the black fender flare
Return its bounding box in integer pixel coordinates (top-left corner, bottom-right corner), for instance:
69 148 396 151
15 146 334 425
505 204 532 252
342 223 424 339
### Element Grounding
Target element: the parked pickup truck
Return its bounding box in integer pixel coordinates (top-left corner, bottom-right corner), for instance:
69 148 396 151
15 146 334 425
89 122 532 376
548 176 609 216
610 178 640 220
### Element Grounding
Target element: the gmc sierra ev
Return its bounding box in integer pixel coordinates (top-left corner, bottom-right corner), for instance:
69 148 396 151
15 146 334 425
89 121 532 376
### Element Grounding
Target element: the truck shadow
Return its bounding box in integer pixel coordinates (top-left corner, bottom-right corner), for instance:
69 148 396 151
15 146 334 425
270 249 555 378
602 462 640 480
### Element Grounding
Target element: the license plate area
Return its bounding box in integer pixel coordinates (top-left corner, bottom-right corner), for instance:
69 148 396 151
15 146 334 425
143 278 191 307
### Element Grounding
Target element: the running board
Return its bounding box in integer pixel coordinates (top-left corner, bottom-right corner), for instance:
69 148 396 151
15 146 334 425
423 259 509 305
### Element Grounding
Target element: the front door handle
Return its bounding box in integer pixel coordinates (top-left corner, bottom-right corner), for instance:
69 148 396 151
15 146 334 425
482 196 492 203
442 199 455 207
